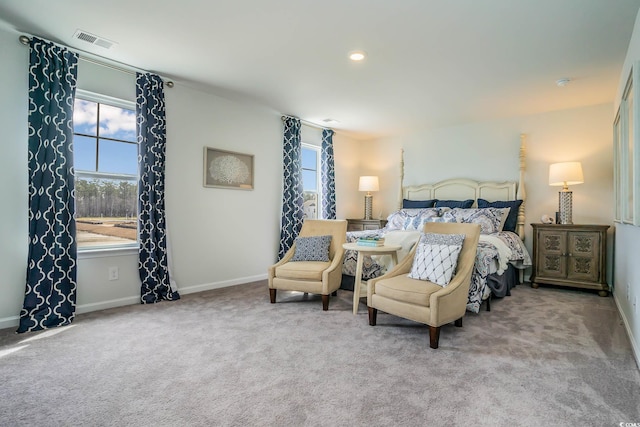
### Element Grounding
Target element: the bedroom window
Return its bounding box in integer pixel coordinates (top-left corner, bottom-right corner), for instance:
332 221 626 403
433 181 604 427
302 144 321 219
73 91 138 249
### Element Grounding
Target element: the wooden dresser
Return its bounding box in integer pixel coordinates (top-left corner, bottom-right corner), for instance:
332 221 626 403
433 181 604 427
346 218 387 232
530 223 609 296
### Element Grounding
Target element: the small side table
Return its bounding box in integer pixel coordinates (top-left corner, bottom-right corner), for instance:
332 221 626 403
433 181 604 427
343 242 401 314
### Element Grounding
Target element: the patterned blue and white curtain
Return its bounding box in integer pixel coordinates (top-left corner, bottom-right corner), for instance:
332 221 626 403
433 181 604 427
321 128 336 219
278 116 303 260
18 37 79 333
136 73 179 303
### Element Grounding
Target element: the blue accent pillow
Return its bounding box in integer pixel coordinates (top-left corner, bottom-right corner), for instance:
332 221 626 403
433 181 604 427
477 199 523 233
402 199 436 208
435 199 474 209
291 235 332 261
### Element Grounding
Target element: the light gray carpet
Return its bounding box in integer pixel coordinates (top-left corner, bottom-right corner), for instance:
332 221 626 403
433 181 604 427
0 282 638 427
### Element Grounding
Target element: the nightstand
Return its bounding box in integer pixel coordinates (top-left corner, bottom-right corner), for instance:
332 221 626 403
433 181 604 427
530 223 609 296
346 218 387 232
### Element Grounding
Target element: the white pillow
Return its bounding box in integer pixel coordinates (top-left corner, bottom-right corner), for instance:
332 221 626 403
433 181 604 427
408 233 464 286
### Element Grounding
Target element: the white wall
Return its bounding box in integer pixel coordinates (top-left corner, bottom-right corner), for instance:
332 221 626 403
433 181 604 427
164 84 282 292
0 25 361 329
613 9 640 364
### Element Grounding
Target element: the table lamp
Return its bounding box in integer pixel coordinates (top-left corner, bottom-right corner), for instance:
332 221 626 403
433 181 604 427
359 176 379 220
549 162 584 224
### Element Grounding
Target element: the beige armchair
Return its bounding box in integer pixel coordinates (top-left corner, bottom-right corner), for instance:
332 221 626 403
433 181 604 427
367 222 480 348
268 219 347 310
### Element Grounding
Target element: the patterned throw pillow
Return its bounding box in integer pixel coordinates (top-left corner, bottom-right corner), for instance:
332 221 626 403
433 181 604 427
442 208 505 234
291 235 332 261
428 216 457 223
477 199 523 232
408 233 464 286
386 208 441 230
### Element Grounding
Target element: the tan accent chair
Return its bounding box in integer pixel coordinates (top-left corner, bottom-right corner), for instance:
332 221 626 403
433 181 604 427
268 219 347 310
367 222 480 348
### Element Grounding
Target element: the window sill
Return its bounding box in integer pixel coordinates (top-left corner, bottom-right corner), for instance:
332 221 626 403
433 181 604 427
78 245 138 259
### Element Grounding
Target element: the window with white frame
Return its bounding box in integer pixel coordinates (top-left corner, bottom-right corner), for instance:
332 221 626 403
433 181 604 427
301 144 322 219
73 91 138 249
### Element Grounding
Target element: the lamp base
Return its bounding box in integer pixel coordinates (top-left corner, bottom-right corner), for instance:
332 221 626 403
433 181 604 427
364 194 373 220
558 190 573 224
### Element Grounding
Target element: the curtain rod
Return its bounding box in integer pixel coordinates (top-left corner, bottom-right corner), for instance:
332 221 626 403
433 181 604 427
281 115 332 131
18 35 174 88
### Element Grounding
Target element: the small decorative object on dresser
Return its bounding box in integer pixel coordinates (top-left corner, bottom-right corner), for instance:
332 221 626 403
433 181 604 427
346 218 387 232
530 223 609 296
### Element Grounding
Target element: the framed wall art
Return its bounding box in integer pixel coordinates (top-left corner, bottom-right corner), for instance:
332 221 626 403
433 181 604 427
203 147 254 190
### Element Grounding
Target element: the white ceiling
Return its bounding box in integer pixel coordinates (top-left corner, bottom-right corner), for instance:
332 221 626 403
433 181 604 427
0 0 638 140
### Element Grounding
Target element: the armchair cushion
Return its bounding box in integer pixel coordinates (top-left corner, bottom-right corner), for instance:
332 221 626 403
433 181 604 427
275 260 332 281
408 233 464 286
291 235 332 261
374 274 442 306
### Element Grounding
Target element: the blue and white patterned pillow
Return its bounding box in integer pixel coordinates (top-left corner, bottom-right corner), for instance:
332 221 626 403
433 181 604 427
291 235 332 261
386 208 441 231
442 208 505 234
409 233 464 286
428 216 457 223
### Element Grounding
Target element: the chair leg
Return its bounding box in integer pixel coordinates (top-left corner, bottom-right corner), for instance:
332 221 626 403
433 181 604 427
454 317 463 327
368 307 377 326
269 288 276 303
429 326 440 349
331 290 338 296
486 294 491 312
322 294 329 311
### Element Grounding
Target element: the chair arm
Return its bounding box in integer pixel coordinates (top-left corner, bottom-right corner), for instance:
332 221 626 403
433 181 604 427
428 259 475 324
323 248 345 276
267 245 295 280
322 248 346 293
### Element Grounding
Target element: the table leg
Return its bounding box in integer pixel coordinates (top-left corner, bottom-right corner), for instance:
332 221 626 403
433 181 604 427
353 252 365 315
391 252 398 268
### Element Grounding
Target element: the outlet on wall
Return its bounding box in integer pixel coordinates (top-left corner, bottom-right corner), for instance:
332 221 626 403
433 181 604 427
108 266 119 281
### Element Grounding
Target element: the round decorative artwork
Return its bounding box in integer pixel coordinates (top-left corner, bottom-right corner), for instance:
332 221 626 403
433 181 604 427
209 155 250 184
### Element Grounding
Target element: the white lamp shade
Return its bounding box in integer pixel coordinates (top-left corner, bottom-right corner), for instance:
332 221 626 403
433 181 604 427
549 162 584 187
359 176 379 192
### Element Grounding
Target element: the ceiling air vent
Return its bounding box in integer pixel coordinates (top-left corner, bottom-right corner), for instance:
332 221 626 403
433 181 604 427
72 29 117 50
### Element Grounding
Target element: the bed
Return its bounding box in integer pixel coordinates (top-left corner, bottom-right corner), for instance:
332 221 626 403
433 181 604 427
341 135 531 313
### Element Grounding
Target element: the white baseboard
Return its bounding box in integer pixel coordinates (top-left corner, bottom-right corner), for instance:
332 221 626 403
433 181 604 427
0 274 268 331
613 292 640 370
76 296 140 314
0 315 19 331
178 273 267 295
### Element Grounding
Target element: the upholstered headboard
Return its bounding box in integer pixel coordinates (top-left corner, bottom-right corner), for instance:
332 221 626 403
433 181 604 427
399 134 527 239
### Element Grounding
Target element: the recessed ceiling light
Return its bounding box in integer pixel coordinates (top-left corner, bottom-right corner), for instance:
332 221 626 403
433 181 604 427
349 51 366 61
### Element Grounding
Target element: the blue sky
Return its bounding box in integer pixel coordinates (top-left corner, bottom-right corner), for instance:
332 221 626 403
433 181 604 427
73 99 137 175
301 147 317 191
